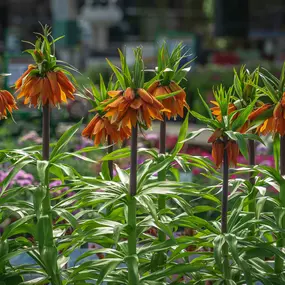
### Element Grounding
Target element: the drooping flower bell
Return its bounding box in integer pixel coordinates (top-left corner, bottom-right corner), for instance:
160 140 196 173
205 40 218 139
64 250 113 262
247 97 285 136
247 103 273 135
208 130 239 168
15 25 76 108
147 43 191 120
211 101 237 122
191 85 256 169
272 95 285 135
104 48 165 130
148 81 188 120
247 65 285 137
0 90 18 119
81 75 131 145
105 87 164 129
82 113 130 146
211 66 261 133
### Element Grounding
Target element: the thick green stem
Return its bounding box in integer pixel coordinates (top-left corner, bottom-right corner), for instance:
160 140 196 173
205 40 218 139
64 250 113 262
248 139 255 186
127 125 139 285
158 117 166 243
279 136 285 204
107 135 113 180
127 197 138 284
222 138 231 283
41 104 62 285
130 126 137 197
275 135 285 274
222 140 229 234
248 139 256 234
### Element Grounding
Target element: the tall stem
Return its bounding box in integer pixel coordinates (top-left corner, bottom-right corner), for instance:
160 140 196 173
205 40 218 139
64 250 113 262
41 104 61 285
275 135 285 273
248 139 256 233
127 125 139 285
280 136 285 199
150 116 167 273
248 139 255 186
222 138 230 282
158 116 166 243
107 135 113 180
106 136 114 220
130 126 137 196
42 104 51 217
222 140 229 234
159 116 166 154
42 104 50 161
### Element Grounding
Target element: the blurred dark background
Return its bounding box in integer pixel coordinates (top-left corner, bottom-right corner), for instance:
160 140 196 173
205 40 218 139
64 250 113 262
2 0 285 67
0 0 280 170
2 0 285 121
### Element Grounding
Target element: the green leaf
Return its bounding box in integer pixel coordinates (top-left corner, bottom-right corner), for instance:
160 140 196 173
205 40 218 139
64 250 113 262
279 62 285 91
244 243 285 260
231 100 255 131
234 133 248 160
33 186 46 218
96 259 122 285
141 263 205 281
37 160 49 185
255 165 283 184
137 160 153 189
52 208 80 232
190 110 221 129
182 128 211 143
49 165 64 182
242 133 265 145
19 277 48 285
114 164 129 186
155 90 180 101
256 197 267 219
197 89 213 119
101 148 130 161
50 163 76 179
50 120 82 160
0 187 25 206
260 74 278 103
0 159 34 196
106 58 126 90
101 161 111 180
139 239 176 255
213 235 225 271
2 215 34 241
175 216 219 234
233 69 243 98
273 134 280 172
192 205 220 214
171 112 189 155
226 234 252 285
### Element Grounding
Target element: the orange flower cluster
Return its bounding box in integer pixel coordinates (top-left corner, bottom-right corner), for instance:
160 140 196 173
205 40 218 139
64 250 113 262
208 130 239 168
148 81 189 119
104 87 165 129
15 69 75 107
211 140 239 169
210 101 252 133
272 99 285 135
15 64 35 89
82 114 131 146
211 101 237 122
0 90 18 119
248 99 285 136
247 103 273 135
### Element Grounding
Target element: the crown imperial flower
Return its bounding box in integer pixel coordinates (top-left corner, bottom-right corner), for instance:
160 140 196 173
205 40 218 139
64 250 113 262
15 25 76 108
0 90 18 119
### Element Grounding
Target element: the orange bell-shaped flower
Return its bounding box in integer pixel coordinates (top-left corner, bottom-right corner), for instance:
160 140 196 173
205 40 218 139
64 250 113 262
0 90 18 120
